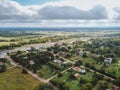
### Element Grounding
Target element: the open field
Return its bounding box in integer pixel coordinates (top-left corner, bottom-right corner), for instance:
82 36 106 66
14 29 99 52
0 67 41 90
0 42 18 46
0 36 14 41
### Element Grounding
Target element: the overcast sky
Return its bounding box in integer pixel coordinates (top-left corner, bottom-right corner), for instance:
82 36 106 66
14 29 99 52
0 0 120 27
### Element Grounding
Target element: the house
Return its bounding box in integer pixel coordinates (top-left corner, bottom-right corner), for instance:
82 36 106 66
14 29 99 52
74 60 79 62
80 65 84 69
73 66 86 74
23 56 28 59
60 46 68 52
0 62 4 66
74 60 79 63
0 53 6 59
104 58 112 64
58 52 64 56
118 61 120 66
26 48 31 51
113 86 119 90
54 59 63 65
58 52 66 57
77 51 84 55
80 69 86 74
29 60 35 65
74 73 80 78
80 66 86 74
0 56 4 59
73 66 81 72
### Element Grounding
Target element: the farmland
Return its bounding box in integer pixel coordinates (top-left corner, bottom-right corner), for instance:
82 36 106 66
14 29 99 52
0 67 40 90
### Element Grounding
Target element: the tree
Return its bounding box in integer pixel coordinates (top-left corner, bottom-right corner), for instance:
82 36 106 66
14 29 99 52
99 81 108 89
82 53 87 58
85 83 93 90
22 69 28 74
85 63 90 68
47 47 52 51
74 60 82 66
79 77 89 84
69 73 75 80
63 83 70 90
57 72 63 77
0 65 6 73
38 84 53 90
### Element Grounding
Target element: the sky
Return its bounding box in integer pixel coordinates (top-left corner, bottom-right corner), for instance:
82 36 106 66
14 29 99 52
0 0 120 27
13 0 62 5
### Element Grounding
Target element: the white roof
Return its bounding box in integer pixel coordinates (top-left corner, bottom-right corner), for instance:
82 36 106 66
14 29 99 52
80 69 86 73
54 60 62 64
104 58 112 63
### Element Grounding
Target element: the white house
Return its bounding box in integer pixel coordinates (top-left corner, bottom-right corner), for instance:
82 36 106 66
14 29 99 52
104 58 112 64
54 59 63 65
78 51 84 55
0 55 5 59
80 69 86 74
0 62 4 66
29 60 35 65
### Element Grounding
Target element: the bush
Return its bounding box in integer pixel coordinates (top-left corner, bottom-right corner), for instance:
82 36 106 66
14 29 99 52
38 84 53 90
0 65 6 73
22 69 28 74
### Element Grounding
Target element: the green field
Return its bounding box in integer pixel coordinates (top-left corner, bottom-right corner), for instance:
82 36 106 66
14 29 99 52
0 67 41 90
37 65 57 79
0 36 14 40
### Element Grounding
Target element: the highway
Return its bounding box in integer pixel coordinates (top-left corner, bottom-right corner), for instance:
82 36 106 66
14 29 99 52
0 39 75 55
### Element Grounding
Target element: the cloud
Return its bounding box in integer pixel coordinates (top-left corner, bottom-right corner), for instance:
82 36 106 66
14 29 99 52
0 0 108 22
0 0 35 21
39 5 108 19
113 7 120 19
0 0 120 28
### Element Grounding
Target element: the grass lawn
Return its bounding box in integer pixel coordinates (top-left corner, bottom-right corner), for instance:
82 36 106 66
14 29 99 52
68 55 83 61
0 67 41 90
105 64 120 78
0 42 19 46
92 80 113 90
0 36 14 41
0 42 11 46
37 65 56 79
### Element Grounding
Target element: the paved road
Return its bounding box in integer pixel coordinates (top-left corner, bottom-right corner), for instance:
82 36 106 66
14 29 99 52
0 38 75 54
